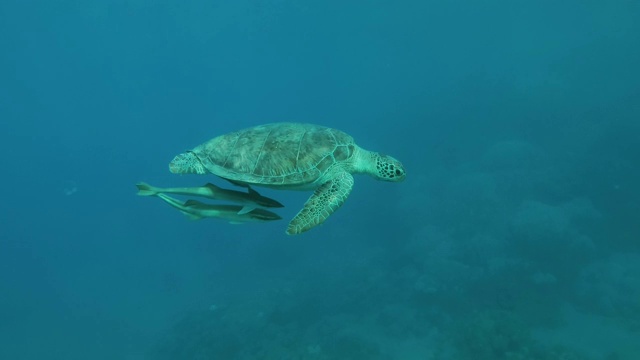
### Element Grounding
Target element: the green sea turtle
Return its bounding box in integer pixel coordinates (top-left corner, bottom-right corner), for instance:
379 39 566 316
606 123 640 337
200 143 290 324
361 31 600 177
169 122 406 234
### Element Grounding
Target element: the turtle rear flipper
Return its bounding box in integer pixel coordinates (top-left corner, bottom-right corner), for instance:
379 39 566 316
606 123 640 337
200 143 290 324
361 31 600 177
286 171 354 235
169 151 207 174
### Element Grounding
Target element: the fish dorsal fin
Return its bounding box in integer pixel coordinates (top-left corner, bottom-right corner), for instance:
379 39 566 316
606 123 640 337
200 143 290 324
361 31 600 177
204 183 220 191
224 178 250 188
237 205 256 215
184 199 206 207
248 187 260 196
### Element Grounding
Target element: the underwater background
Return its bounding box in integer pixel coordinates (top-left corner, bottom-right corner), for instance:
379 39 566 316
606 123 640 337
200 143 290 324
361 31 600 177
1 0 639 359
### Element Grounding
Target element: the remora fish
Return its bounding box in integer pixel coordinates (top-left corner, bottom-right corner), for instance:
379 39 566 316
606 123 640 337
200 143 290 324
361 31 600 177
136 182 283 214
154 193 282 223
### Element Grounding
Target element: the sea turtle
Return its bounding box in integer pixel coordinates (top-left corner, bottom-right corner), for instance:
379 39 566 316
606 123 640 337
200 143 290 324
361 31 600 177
169 122 406 234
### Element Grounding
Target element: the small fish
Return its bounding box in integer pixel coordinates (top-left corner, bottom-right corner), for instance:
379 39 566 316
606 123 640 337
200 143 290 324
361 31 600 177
136 182 284 214
154 193 282 223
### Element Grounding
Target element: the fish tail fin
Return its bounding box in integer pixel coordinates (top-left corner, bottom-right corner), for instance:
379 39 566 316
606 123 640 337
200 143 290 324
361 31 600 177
136 182 157 196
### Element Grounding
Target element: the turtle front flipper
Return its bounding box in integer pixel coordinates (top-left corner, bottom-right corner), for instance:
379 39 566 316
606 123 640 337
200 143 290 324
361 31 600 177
286 170 354 235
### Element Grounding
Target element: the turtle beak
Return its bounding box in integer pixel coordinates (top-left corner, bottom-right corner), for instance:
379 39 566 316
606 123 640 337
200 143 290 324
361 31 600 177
394 165 406 181
390 161 406 181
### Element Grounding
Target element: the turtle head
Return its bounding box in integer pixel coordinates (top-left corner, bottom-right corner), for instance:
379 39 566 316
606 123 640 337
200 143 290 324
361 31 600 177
169 151 208 175
373 153 406 182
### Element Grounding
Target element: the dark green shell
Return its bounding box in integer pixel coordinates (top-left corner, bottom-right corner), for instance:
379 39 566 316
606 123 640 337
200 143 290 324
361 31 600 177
192 123 357 186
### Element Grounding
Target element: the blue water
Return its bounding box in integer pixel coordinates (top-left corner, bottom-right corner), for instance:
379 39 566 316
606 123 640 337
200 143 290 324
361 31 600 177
1 0 639 359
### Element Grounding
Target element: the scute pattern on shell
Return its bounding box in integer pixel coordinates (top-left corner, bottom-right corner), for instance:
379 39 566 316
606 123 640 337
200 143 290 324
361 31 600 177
192 123 356 186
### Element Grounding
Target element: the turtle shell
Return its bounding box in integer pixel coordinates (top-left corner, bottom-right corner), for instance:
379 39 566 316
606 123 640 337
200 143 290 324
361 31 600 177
191 123 357 186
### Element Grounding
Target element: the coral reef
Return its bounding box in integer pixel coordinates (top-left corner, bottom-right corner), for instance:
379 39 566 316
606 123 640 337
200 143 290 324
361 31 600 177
509 200 597 276
443 310 591 360
575 253 640 325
